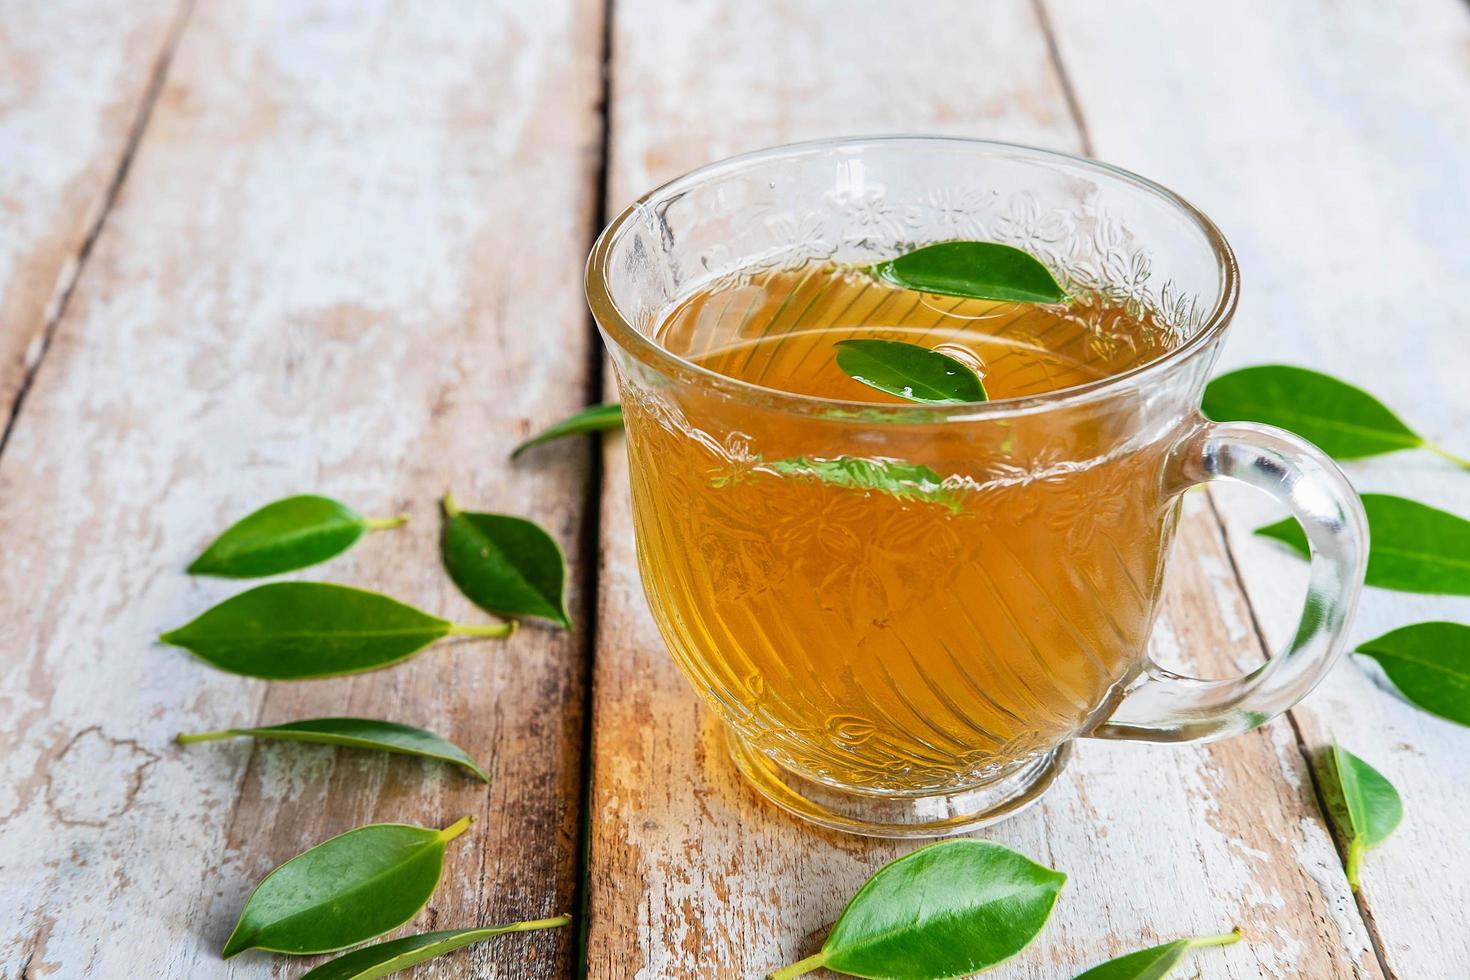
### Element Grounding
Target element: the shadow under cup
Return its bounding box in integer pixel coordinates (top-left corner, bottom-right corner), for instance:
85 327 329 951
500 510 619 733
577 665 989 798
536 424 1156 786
586 137 1366 838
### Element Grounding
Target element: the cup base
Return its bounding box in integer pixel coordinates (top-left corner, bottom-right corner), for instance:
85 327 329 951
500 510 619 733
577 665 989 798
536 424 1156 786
727 734 1072 839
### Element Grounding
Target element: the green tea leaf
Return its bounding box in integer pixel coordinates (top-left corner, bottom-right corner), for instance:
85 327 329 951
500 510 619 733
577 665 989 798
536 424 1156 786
160 583 513 680
189 495 407 578
834 339 987 404
766 456 961 511
766 839 1065 980
1073 929 1241 979
1255 494 1470 595
511 403 623 459
1202 365 1467 467
1336 747 1402 849
298 916 571 980
176 717 489 782
1326 745 1402 891
1356 621 1470 726
222 816 474 958
440 495 570 627
867 240 1069 304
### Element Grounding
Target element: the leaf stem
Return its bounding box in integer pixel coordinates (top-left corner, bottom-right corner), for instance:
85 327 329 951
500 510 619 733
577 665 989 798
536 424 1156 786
447 621 516 638
766 952 829 980
441 492 463 518
438 814 475 843
175 729 239 745
503 914 573 933
1185 927 1243 949
1346 836 1366 892
1423 440 1470 470
362 514 410 530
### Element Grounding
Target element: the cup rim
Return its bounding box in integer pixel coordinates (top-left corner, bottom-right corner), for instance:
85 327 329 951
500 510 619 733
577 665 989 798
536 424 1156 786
586 135 1239 422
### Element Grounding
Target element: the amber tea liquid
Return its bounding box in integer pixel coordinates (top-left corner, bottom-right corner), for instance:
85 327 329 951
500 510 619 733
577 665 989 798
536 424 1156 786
622 261 1187 793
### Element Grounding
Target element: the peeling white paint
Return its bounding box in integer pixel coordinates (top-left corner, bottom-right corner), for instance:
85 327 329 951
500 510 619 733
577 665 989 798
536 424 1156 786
0 1 602 976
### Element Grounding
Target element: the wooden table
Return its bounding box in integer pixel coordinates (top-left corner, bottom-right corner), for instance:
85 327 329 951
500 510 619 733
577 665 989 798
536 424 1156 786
3 1 1467 976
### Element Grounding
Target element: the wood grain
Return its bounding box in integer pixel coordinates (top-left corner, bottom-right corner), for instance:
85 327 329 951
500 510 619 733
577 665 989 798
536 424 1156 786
0 0 188 429
586 0 1374 976
0 1 604 976
1045 0 1470 974
5 1 1462 976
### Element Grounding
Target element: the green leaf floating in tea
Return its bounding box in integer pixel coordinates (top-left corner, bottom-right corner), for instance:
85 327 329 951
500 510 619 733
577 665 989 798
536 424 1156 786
765 839 1065 980
440 494 571 627
1072 928 1241 979
1203 365 1468 468
298 917 572 980
1356 622 1470 727
866 240 1070 305
766 456 961 511
834 339 987 404
511 402 623 459
1322 744 1402 892
188 494 408 578
160 582 514 680
222 816 474 958
176 717 490 781
1255 494 1470 595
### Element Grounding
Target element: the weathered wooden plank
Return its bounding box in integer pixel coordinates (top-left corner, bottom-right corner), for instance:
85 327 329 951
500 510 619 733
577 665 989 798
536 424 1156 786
0 0 187 430
0 1 604 977
586 1 1373 976
1043 1 1470 974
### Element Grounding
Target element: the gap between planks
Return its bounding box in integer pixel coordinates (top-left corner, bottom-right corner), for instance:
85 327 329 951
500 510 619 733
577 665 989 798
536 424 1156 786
3 2 194 966
0 0 196 463
1030 12 1397 974
1028 0 1093 157
573 0 620 976
1025 5 1396 972
1202 489 1399 980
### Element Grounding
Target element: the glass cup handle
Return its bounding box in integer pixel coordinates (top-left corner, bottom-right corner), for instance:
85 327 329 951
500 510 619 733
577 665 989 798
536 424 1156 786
1090 419 1368 744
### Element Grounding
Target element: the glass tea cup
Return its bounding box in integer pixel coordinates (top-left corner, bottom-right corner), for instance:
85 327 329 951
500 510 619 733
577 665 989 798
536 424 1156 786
586 137 1366 838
